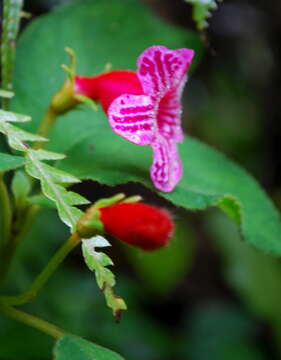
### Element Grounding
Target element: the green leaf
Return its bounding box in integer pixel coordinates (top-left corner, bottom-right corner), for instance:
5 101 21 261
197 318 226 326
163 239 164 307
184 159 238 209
0 109 89 230
54 334 125 360
185 0 222 30
25 149 87 229
82 236 127 319
11 170 31 208
0 153 25 172
0 109 31 123
0 89 14 98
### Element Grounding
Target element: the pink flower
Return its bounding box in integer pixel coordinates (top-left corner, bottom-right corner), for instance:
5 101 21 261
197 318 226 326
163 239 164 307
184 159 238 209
75 46 194 192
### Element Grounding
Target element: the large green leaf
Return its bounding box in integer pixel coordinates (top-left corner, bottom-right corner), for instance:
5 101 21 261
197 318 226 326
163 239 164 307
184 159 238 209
55 124 281 255
54 334 124 360
11 0 281 255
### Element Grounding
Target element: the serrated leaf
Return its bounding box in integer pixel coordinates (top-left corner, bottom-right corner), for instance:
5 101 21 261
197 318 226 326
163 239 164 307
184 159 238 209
0 111 87 233
27 148 66 161
0 153 25 172
26 157 79 184
0 109 31 122
25 150 85 229
0 89 14 98
185 0 222 30
54 334 125 360
82 237 127 318
0 122 46 151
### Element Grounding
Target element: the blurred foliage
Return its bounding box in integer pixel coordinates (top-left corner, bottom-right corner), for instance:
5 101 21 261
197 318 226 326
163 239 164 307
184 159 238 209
123 215 195 295
181 302 265 360
206 210 281 356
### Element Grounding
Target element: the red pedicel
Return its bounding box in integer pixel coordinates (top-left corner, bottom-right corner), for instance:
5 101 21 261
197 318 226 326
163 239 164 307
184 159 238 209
99 202 174 251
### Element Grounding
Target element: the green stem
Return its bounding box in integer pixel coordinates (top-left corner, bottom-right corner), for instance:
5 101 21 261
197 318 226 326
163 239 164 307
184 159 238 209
34 107 57 148
0 232 81 306
1 0 23 109
0 204 40 286
0 173 12 250
0 304 65 339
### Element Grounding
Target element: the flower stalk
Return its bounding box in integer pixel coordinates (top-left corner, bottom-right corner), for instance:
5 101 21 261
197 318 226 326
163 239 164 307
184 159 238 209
0 232 81 306
0 304 65 339
0 174 12 249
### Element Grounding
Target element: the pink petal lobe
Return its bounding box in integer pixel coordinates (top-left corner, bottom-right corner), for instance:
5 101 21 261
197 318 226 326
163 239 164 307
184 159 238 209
157 74 187 143
150 136 182 192
137 46 194 99
108 94 157 145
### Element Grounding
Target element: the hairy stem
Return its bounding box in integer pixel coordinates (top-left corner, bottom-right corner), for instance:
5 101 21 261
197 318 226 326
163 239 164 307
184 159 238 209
34 107 57 148
0 174 12 251
0 304 65 339
0 204 40 286
0 232 81 306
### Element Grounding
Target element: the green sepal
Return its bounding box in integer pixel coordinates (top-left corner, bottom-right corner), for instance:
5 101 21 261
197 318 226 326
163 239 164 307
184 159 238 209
94 193 126 208
77 207 104 238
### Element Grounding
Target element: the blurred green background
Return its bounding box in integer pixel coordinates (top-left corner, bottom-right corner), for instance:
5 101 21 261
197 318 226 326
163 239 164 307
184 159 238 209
1 0 281 359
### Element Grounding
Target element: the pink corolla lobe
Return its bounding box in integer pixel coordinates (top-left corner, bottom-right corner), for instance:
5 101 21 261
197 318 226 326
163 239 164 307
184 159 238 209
75 46 194 192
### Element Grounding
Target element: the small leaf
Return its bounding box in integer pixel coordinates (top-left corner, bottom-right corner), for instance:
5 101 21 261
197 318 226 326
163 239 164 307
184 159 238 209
27 148 66 161
185 0 222 30
26 151 85 229
0 122 46 151
28 194 56 208
75 94 99 112
0 89 14 98
0 109 31 122
11 170 31 208
82 236 127 319
0 153 25 172
54 334 125 360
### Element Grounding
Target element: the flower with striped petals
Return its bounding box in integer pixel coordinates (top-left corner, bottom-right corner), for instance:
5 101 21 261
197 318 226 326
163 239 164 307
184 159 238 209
75 46 194 192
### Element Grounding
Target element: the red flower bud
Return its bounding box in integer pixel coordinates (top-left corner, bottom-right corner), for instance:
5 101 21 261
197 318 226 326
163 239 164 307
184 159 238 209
99 202 174 251
75 70 143 112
